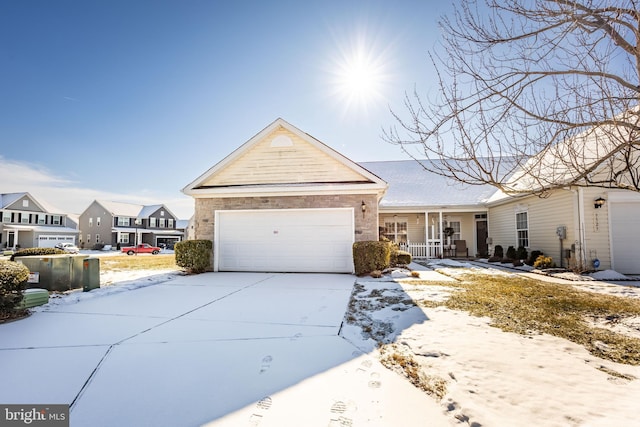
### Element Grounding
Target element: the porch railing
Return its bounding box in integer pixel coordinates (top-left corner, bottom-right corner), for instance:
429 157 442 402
398 241 441 259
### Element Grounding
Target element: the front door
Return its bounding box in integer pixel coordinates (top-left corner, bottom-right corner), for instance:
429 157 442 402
476 220 488 256
7 231 15 248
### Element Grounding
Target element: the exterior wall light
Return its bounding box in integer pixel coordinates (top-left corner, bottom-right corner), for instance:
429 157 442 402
594 197 606 209
361 201 367 217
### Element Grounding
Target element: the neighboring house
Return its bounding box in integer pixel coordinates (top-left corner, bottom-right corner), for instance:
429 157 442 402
78 200 183 249
359 160 496 258
182 118 388 273
0 192 79 250
483 113 640 275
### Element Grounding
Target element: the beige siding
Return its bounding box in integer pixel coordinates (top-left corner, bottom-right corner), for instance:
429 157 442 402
202 127 370 186
489 190 576 265
581 188 611 269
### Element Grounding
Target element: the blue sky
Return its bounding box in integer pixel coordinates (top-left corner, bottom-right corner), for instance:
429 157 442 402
1 0 452 218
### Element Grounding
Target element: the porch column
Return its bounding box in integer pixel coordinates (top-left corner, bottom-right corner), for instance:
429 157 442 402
439 211 443 258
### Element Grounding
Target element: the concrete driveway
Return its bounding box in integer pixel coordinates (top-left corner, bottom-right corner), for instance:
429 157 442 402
0 272 448 427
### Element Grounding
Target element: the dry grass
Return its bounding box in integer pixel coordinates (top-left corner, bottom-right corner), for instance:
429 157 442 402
99 254 179 272
414 273 640 365
379 343 448 399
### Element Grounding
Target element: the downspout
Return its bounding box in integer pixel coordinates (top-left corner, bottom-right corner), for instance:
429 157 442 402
576 188 587 270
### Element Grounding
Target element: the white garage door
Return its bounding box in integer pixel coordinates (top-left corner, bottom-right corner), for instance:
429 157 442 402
610 201 640 274
38 235 75 248
216 208 354 273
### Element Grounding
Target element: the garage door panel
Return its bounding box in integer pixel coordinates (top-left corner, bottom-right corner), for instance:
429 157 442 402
611 201 640 274
217 209 354 273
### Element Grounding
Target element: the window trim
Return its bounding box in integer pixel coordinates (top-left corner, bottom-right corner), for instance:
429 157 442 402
515 210 529 248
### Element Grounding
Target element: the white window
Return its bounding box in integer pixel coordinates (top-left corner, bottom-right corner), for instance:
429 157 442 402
38 215 45 225
160 210 165 216
22 199 29 208
20 213 29 224
89 218 93 227
52 215 61 225
87 234 91 243
118 217 130 226
119 233 129 244
382 216 408 244
150 217 157 227
168 219 174 228
95 234 100 243
2 212 10 223
159 218 166 228
516 211 529 248
97 217 101 226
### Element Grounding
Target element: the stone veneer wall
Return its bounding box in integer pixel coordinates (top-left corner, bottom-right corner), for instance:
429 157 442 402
193 194 379 245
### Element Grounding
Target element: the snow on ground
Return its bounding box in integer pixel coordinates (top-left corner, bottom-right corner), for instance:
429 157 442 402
340 260 640 426
6 257 640 426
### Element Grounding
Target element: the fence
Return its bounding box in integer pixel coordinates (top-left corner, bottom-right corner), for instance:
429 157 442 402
398 241 442 259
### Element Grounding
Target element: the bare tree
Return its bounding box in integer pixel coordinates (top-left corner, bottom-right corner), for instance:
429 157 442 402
385 0 640 194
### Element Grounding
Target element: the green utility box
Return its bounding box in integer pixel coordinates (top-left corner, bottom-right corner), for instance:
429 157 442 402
17 254 85 291
16 288 49 309
82 258 100 292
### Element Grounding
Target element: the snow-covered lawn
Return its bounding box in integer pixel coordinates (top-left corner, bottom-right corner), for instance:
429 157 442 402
340 261 640 426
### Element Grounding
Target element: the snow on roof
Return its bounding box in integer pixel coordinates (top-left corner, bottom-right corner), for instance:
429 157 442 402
358 160 498 208
97 200 144 217
137 204 162 219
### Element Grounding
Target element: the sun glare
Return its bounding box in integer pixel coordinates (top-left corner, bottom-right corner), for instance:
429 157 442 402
327 31 392 117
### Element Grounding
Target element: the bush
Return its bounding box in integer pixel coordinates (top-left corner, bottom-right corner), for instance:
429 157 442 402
526 250 544 266
353 241 391 276
391 249 412 266
0 261 29 316
493 245 504 258
10 247 65 261
533 255 554 269
516 246 528 261
487 256 502 263
175 240 212 274
505 246 517 260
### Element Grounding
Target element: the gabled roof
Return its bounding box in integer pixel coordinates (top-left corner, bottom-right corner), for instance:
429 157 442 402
183 118 387 196
503 107 640 194
0 192 63 214
359 160 498 208
95 200 177 220
0 193 26 209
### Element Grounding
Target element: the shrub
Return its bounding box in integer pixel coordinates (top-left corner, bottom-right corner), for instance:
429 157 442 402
516 246 528 261
353 241 391 276
0 261 29 316
392 249 412 266
526 250 544 266
493 245 504 258
505 246 517 260
10 247 65 261
487 256 502 263
533 255 554 269
370 270 383 278
175 240 212 274
512 260 524 267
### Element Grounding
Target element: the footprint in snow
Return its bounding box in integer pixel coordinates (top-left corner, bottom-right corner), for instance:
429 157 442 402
249 396 272 425
260 355 272 374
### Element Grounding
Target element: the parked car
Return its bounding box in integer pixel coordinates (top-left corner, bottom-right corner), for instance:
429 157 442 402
121 243 161 255
55 242 80 254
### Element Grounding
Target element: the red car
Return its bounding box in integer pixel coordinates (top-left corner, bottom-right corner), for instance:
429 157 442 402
121 244 161 255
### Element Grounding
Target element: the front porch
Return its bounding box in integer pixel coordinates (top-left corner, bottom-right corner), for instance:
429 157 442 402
379 210 488 259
